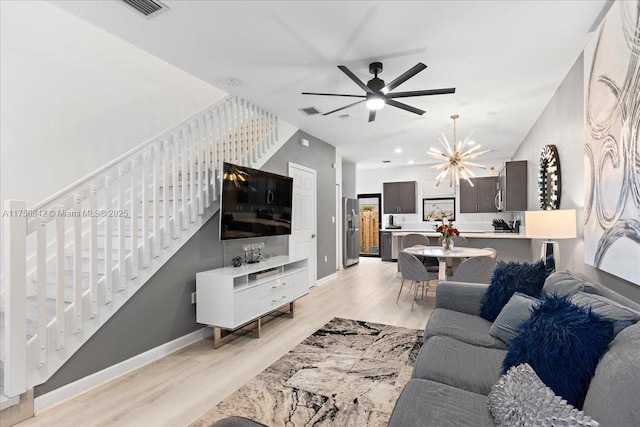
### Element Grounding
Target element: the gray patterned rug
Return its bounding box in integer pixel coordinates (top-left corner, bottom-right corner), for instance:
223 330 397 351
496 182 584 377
191 318 423 427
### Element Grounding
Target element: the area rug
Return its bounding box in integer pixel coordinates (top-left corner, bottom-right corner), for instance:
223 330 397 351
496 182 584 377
191 318 423 427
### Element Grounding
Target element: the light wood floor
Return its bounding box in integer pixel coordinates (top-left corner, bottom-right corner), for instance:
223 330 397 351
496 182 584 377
17 257 436 427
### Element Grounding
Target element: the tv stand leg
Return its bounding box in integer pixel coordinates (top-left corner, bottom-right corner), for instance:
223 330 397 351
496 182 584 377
288 301 295 318
253 317 261 338
213 327 223 349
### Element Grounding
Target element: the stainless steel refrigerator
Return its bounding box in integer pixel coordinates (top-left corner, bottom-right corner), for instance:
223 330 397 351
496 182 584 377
343 198 360 267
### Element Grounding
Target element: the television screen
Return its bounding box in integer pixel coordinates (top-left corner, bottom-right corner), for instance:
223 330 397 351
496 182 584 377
220 162 293 240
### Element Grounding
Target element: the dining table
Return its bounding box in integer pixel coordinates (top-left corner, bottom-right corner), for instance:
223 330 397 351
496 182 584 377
401 246 495 281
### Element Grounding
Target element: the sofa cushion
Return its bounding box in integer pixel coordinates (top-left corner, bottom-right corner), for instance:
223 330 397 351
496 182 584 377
387 379 495 427
480 260 549 321
503 294 614 408
488 363 599 426
583 322 640 426
489 292 540 344
412 335 505 395
544 271 640 312
569 291 640 335
425 308 507 350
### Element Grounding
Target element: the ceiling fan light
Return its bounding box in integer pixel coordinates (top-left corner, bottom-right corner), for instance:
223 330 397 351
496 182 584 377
366 95 385 111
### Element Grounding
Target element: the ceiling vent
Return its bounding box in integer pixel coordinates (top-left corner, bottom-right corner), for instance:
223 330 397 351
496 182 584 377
121 0 169 18
298 107 321 116
382 160 391 163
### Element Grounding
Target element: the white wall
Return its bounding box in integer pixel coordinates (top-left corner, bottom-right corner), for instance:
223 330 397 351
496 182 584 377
0 1 226 206
356 159 513 231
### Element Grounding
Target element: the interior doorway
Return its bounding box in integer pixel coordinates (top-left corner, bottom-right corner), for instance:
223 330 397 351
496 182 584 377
288 162 317 287
357 193 381 257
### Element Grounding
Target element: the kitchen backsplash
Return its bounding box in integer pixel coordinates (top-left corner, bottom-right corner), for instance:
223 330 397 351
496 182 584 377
382 211 521 232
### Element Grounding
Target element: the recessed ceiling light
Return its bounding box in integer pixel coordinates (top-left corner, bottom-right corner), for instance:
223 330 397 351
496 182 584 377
394 148 402 154
227 78 241 87
408 160 414 164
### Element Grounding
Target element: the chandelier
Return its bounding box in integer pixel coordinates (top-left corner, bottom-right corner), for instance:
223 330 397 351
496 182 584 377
427 115 490 187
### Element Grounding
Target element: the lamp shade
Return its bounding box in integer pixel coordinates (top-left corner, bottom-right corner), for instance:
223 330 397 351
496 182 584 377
525 209 577 239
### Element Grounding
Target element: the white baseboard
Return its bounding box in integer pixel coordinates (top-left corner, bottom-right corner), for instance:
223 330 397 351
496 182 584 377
0 394 20 411
34 327 212 412
315 272 338 286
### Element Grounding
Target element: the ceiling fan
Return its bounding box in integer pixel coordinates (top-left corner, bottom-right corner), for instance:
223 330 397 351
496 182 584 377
302 62 455 122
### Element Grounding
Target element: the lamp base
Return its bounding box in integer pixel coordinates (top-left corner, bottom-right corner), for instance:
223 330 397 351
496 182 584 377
540 240 559 272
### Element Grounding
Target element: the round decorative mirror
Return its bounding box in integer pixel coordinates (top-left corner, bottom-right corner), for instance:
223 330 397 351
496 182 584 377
538 144 561 210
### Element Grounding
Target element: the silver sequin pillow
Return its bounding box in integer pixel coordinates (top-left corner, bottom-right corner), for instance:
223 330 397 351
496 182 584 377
487 363 599 426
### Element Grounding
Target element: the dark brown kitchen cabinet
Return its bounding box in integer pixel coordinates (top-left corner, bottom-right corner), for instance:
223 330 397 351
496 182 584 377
500 160 528 211
459 177 499 213
383 181 416 214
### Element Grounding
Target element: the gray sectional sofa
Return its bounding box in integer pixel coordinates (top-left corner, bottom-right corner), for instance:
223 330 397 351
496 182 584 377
388 271 640 426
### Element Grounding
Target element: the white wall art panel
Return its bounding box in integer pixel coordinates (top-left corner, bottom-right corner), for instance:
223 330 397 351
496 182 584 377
584 0 640 285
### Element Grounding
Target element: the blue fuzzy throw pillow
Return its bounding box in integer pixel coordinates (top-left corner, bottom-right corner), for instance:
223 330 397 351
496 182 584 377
480 260 550 321
502 294 614 408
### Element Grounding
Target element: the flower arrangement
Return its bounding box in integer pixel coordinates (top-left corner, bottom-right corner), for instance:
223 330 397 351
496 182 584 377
437 222 459 251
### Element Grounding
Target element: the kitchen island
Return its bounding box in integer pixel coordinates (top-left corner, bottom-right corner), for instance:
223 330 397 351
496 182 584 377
381 229 531 262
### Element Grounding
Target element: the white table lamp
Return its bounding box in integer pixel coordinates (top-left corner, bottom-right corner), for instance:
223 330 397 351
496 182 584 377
525 209 577 271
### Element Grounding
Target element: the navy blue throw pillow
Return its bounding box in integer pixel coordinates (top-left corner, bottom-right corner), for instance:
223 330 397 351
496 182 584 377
480 260 550 321
502 294 614 408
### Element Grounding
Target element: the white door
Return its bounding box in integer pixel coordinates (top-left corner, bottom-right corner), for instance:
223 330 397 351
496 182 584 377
288 163 317 288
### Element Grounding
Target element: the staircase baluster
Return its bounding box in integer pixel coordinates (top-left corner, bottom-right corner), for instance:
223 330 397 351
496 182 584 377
180 129 188 230
141 153 151 266
187 125 196 224
89 185 99 318
196 120 204 216
36 218 47 367
72 195 83 332
171 135 180 237
162 140 171 245
152 146 162 253
55 207 66 349
130 159 139 278
231 97 239 162
104 176 113 304
204 112 213 206
118 167 127 287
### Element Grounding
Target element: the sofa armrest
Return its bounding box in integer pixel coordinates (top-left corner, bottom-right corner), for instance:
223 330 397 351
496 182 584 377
435 280 489 316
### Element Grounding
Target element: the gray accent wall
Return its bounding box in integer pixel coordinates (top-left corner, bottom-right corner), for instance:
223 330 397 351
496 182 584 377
512 52 639 302
262 129 337 281
35 214 225 396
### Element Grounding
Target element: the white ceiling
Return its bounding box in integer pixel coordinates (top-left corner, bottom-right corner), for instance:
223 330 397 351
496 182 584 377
52 0 609 169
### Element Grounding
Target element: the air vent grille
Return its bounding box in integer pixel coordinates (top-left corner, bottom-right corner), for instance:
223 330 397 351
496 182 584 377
122 0 168 17
298 107 321 116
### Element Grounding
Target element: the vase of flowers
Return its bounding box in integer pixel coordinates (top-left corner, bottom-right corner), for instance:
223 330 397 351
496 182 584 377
437 222 460 251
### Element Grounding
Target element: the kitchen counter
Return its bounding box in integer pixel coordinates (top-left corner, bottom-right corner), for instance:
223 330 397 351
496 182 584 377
381 229 529 239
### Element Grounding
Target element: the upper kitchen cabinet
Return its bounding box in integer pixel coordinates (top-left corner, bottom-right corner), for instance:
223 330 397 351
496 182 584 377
499 160 528 211
383 181 416 214
459 177 499 213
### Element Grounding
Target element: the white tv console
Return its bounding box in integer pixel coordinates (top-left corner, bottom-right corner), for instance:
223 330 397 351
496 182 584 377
196 256 309 348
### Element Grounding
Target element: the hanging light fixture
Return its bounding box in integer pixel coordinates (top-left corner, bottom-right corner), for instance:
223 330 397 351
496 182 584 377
427 114 490 187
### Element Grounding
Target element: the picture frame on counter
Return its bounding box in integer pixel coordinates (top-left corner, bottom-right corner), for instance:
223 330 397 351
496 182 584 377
423 197 456 222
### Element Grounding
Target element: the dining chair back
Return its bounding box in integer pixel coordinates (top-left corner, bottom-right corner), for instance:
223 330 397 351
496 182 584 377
398 251 439 309
482 247 498 260
450 255 496 284
401 233 430 249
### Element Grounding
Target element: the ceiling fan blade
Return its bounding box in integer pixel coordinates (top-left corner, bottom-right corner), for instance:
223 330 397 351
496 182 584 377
338 65 373 93
388 88 456 98
386 99 425 116
301 92 366 98
323 99 366 116
382 63 427 93
368 110 376 122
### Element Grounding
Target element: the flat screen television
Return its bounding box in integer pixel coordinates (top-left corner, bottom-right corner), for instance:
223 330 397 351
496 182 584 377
220 162 293 240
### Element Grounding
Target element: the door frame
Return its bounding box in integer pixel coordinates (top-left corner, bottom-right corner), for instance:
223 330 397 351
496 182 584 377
357 193 382 257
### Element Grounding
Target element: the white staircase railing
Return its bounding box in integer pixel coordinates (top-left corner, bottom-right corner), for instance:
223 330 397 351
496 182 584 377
1 96 280 398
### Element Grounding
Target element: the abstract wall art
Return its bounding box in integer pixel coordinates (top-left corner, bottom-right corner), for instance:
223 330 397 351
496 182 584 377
584 0 640 284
